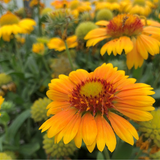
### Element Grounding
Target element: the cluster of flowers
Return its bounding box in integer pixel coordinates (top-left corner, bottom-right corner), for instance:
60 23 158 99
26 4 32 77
0 0 160 159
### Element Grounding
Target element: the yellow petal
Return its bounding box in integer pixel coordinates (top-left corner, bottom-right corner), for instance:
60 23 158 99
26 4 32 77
95 20 109 26
84 28 107 39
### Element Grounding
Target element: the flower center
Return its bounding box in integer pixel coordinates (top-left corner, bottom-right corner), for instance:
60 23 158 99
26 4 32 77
133 0 145 6
69 78 117 116
0 11 19 27
107 14 143 38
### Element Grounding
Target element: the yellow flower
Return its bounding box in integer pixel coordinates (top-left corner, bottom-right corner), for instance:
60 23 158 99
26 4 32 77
0 11 36 41
32 42 45 55
85 14 160 69
0 96 4 116
0 0 10 3
121 0 155 16
39 63 155 153
95 1 121 12
47 35 77 51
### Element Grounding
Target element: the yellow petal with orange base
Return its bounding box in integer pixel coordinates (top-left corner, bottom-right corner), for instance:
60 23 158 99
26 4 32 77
74 121 83 148
126 37 144 69
108 112 138 145
53 112 81 144
84 28 107 39
137 34 160 57
82 113 97 145
95 114 116 152
100 37 133 56
63 113 81 144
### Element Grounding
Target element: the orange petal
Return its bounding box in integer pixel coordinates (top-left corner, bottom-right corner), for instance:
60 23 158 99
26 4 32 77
69 69 89 85
63 113 81 144
82 113 97 145
46 108 77 138
47 101 71 115
108 112 137 145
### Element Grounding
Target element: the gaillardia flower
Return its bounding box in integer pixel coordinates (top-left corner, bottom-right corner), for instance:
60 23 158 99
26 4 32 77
47 35 77 51
121 0 155 17
32 42 45 55
0 11 36 41
85 14 160 69
39 63 155 153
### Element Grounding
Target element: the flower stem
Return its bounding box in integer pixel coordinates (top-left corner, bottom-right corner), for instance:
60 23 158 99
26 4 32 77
41 56 51 74
37 0 42 36
134 149 143 159
102 146 110 159
64 40 74 70
153 65 160 88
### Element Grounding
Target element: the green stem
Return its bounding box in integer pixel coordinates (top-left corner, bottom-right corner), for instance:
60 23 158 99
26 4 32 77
153 66 160 88
64 40 74 70
14 38 23 72
41 56 51 74
37 0 42 36
102 146 110 159
134 149 143 159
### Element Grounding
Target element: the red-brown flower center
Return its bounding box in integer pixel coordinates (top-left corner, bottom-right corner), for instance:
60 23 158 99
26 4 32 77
69 78 117 116
107 14 143 38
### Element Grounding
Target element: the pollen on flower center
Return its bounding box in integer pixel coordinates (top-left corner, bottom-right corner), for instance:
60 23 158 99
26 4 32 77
80 81 103 97
0 11 20 27
69 78 117 116
107 14 143 38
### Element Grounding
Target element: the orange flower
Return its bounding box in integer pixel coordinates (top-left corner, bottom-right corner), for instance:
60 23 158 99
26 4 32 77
39 63 155 153
47 35 77 51
51 0 70 9
85 14 160 69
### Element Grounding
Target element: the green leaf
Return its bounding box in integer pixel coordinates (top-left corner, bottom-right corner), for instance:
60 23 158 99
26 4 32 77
152 88 160 99
25 55 39 75
18 142 40 156
97 152 104 160
111 142 133 159
6 109 31 143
